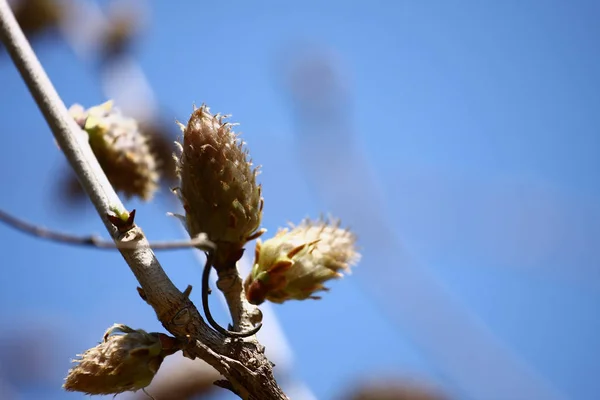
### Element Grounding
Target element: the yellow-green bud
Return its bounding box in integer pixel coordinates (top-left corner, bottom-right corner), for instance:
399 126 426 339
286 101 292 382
173 104 264 264
69 101 159 200
63 324 179 395
244 217 360 304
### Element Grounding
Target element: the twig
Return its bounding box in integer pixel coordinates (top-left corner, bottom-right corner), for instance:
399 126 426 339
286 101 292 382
0 1 287 398
201 250 262 338
0 208 215 251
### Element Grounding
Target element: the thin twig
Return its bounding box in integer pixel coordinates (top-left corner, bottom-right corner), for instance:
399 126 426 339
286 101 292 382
201 250 262 338
0 208 215 251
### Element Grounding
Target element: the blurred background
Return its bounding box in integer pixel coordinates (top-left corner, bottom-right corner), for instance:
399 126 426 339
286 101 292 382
1 0 599 399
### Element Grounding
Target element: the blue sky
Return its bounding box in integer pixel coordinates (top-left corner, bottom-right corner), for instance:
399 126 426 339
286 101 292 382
1 1 599 399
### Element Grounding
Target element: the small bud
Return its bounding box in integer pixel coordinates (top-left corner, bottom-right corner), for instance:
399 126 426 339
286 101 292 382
68 101 159 200
244 217 360 305
173 104 264 264
63 324 179 395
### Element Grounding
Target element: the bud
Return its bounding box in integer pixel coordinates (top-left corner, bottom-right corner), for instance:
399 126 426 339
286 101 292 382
173 104 264 264
68 101 159 200
9 0 65 43
98 4 142 64
63 324 179 395
349 380 449 400
244 217 360 305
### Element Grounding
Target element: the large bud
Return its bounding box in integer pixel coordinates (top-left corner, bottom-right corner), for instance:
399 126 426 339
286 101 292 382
69 101 159 200
174 105 264 265
63 324 180 395
244 217 360 305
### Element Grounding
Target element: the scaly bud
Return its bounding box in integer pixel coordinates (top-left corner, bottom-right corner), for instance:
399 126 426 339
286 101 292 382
173 104 264 265
68 101 159 200
244 217 360 304
63 324 179 395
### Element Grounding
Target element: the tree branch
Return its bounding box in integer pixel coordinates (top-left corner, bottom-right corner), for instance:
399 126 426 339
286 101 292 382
0 1 287 398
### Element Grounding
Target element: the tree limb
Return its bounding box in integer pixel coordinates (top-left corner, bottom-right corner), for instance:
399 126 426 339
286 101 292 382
0 1 287 398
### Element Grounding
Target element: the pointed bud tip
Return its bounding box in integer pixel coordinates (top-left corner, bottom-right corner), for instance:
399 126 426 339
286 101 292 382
174 103 263 259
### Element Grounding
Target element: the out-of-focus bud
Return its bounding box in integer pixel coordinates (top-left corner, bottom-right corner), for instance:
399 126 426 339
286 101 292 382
347 379 449 400
55 118 179 208
8 0 64 44
98 3 143 64
244 217 360 305
63 324 180 396
68 101 159 201
173 104 264 265
129 356 218 400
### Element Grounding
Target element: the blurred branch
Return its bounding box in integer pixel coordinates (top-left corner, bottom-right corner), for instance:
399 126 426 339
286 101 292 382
0 1 287 398
0 208 215 251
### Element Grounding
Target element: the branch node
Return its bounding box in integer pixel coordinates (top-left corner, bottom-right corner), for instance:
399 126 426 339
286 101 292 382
107 208 136 233
171 307 192 327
